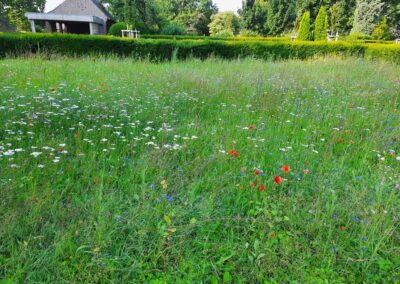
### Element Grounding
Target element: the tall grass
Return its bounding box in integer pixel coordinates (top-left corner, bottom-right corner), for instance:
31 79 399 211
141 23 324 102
0 57 399 283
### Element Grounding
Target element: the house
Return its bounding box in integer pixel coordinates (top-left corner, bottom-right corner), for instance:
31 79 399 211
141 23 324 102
25 0 114 35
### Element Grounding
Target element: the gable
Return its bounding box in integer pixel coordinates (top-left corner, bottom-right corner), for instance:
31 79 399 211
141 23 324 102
49 0 113 20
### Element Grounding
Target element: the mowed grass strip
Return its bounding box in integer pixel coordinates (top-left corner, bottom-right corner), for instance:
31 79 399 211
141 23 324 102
0 57 399 283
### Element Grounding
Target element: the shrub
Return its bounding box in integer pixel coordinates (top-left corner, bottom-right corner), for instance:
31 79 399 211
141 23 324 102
240 29 261 37
346 32 373 41
161 22 187 35
372 17 393 40
298 11 311 41
0 33 399 63
213 29 234 38
108 22 127 37
315 6 328 41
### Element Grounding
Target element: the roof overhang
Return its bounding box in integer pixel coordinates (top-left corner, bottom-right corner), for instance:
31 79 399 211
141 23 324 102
25 12 104 24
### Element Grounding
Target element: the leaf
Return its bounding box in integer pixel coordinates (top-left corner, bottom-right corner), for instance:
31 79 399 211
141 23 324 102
217 254 235 266
257 253 265 259
223 271 232 283
164 215 171 225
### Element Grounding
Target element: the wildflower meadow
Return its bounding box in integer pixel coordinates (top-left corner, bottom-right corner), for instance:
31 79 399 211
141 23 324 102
0 57 399 282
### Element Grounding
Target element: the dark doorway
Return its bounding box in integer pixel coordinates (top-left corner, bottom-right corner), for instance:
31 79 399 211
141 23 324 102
65 22 90 34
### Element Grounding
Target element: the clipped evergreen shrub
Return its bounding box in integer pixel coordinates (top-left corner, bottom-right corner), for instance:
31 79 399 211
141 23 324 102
108 22 127 37
0 33 399 63
298 11 311 41
315 6 328 41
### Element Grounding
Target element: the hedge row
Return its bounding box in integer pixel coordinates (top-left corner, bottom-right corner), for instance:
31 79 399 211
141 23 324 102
140 34 290 42
140 34 396 44
1 33 399 63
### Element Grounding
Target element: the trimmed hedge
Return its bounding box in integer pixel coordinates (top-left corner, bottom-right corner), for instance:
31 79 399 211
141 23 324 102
1 33 399 63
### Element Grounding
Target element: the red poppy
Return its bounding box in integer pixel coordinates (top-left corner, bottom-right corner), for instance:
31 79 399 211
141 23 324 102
233 152 239 157
228 150 234 155
249 125 254 130
271 232 276 238
338 139 344 143
254 170 260 176
274 176 283 185
281 165 291 173
250 183 255 189
259 184 265 192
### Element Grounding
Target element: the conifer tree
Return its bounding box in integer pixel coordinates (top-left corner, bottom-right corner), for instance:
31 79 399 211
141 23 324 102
297 11 311 40
351 0 384 35
314 6 328 40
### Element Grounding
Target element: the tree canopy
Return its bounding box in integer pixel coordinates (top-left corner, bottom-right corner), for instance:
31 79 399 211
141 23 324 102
1 0 45 30
2 0 400 38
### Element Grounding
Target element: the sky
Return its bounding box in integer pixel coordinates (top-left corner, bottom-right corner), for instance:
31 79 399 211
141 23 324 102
45 0 242 13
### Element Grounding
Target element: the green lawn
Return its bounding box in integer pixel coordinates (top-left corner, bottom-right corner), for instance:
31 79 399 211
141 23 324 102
0 57 399 283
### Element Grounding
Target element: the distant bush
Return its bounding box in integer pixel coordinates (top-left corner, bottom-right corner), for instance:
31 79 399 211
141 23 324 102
239 29 261 37
213 29 234 38
0 33 399 63
161 22 186 35
108 22 127 37
347 32 373 41
372 17 393 40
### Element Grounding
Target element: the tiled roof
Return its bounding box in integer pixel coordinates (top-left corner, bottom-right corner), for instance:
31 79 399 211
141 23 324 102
48 0 113 20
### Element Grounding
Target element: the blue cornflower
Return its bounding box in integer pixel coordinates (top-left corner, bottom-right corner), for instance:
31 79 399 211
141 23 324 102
161 194 174 202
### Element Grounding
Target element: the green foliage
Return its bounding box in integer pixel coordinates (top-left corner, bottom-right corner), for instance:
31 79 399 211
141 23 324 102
108 22 128 37
297 11 311 41
352 0 385 35
346 32 373 41
240 29 261 37
240 0 268 35
329 0 357 35
265 0 296 36
155 0 218 35
106 0 163 33
314 6 328 41
212 29 234 37
1 0 45 31
372 17 393 40
209 12 240 36
1 33 400 63
161 21 187 35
